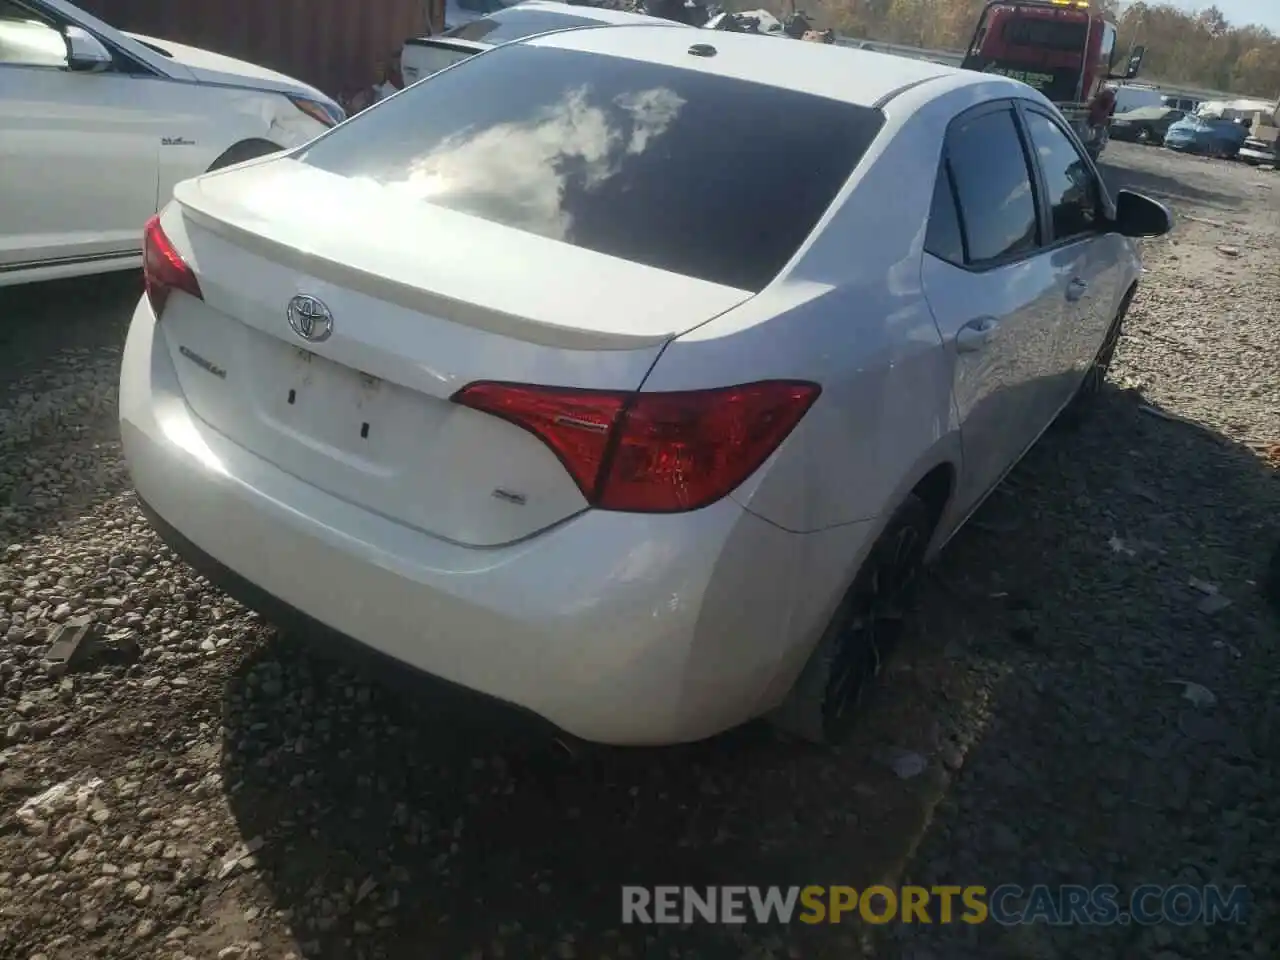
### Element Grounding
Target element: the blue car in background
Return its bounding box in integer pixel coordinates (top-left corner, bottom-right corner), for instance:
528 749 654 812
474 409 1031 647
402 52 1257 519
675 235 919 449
1163 115 1249 158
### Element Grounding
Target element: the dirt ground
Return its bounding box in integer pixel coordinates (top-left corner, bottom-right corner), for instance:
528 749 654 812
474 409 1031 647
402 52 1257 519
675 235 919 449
1 141 1278 960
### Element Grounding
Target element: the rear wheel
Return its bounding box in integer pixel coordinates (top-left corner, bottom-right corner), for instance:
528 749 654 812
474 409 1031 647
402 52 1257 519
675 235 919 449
769 494 933 745
206 139 284 172
1136 125 1153 143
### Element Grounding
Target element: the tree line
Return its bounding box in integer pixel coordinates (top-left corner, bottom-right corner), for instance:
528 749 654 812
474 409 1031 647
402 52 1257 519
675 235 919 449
780 0 1280 97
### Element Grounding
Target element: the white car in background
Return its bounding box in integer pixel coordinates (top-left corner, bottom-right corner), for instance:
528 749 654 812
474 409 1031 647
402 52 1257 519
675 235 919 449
401 1 686 85
438 0 520 32
0 0 344 287
399 36 490 87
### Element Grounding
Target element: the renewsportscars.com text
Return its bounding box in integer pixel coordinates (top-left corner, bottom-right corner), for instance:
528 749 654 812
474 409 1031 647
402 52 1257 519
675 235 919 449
621 884 1251 926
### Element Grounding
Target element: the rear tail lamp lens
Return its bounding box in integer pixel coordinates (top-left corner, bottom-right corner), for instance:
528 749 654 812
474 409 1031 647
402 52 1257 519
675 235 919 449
143 215 202 316
452 380 820 513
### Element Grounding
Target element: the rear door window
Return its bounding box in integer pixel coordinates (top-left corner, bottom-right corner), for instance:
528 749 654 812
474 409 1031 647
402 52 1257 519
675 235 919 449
940 106 1040 266
925 167 965 266
298 44 885 291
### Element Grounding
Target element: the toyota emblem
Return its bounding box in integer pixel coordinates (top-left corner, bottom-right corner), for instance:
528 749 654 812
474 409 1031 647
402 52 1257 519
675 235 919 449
286 294 334 343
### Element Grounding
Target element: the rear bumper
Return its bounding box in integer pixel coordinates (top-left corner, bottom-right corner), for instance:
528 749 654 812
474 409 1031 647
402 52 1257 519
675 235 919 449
1238 147 1276 164
135 493 559 735
120 296 872 745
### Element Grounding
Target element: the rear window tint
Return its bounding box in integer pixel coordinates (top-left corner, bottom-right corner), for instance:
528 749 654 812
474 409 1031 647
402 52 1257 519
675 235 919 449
297 45 884 291
443 10 603 43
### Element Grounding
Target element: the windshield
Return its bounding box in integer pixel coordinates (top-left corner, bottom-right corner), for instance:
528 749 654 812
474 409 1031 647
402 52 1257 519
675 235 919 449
443 9 606 43
297 44 885 291
1000 15 1088 51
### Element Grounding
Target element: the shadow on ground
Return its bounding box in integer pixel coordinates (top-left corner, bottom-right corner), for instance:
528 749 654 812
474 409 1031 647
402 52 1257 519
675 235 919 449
218 379 1279 959
1098 151 1243 213
0 272 138 391
0 273 139 547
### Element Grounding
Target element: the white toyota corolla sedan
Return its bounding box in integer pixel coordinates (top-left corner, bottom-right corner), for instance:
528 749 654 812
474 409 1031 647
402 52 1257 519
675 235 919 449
119 26 1171 747
1 0 344 287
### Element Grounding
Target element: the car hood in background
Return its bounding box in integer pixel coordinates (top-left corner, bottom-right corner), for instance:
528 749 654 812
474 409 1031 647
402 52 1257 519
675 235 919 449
124 31 331 103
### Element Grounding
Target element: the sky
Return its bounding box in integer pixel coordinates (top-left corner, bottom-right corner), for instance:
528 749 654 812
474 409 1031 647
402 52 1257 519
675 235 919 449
1162 0 1280 31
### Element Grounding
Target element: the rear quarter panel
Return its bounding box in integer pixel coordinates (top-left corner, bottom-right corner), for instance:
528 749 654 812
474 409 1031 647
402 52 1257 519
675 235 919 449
154 82 324 205
646 82 1018 537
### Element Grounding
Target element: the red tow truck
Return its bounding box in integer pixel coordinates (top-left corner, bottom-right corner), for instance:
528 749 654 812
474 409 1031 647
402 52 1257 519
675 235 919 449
960 0 1146 159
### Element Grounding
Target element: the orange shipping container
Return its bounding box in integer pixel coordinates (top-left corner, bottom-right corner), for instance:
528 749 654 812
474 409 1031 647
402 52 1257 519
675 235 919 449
77 0 428 103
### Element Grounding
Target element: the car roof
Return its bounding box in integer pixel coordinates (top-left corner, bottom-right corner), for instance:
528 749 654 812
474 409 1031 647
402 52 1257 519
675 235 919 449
522 24 978 107
491 1 681 27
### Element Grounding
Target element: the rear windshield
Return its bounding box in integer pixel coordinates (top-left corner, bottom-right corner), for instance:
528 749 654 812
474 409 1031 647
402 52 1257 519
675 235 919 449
443 9 605 44
297 44 884 291
402 43 477 80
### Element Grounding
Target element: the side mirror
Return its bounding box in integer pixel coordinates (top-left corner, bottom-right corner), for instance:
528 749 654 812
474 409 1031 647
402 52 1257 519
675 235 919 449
64 26 112 72
1123 45 1146 80
1111 189 1172 239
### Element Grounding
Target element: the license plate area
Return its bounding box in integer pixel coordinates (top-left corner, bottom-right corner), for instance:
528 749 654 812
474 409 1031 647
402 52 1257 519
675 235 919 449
266 346 388 456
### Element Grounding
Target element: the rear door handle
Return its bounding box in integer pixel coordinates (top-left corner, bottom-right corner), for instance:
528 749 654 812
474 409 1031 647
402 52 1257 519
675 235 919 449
1066 278 1089 302
955 316 1000 353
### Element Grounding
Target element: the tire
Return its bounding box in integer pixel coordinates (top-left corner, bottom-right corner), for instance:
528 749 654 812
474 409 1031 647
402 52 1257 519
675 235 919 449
768 494 934 745
1058 286 1134 426
206 139 284 173
1136 126 1152 144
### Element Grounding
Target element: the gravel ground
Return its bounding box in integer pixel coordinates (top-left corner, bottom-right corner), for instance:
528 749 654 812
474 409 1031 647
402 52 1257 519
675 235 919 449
1 142 1277 960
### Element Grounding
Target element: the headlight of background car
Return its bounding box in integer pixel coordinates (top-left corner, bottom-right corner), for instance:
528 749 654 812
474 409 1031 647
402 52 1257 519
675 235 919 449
288 95 346 127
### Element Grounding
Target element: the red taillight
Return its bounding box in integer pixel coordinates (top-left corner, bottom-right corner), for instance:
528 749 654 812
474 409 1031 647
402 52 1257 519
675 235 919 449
143 215 202 316
452 380 820 513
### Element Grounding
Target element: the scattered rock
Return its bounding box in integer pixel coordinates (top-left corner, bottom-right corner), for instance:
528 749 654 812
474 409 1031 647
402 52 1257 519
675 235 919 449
1197 593 1233 615
885 750 928 780
41 618 102 675
1171 680 1218 708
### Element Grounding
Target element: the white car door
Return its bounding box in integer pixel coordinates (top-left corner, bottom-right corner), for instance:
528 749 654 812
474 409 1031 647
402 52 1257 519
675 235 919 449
1019 106 1128 400
0 0 165 270
920 101 1062 516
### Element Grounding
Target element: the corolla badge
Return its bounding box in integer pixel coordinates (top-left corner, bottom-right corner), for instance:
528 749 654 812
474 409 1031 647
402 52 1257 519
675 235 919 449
287 295 334 343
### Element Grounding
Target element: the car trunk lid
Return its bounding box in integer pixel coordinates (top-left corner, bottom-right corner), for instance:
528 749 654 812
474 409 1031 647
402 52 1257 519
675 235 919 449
154 158 753 546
